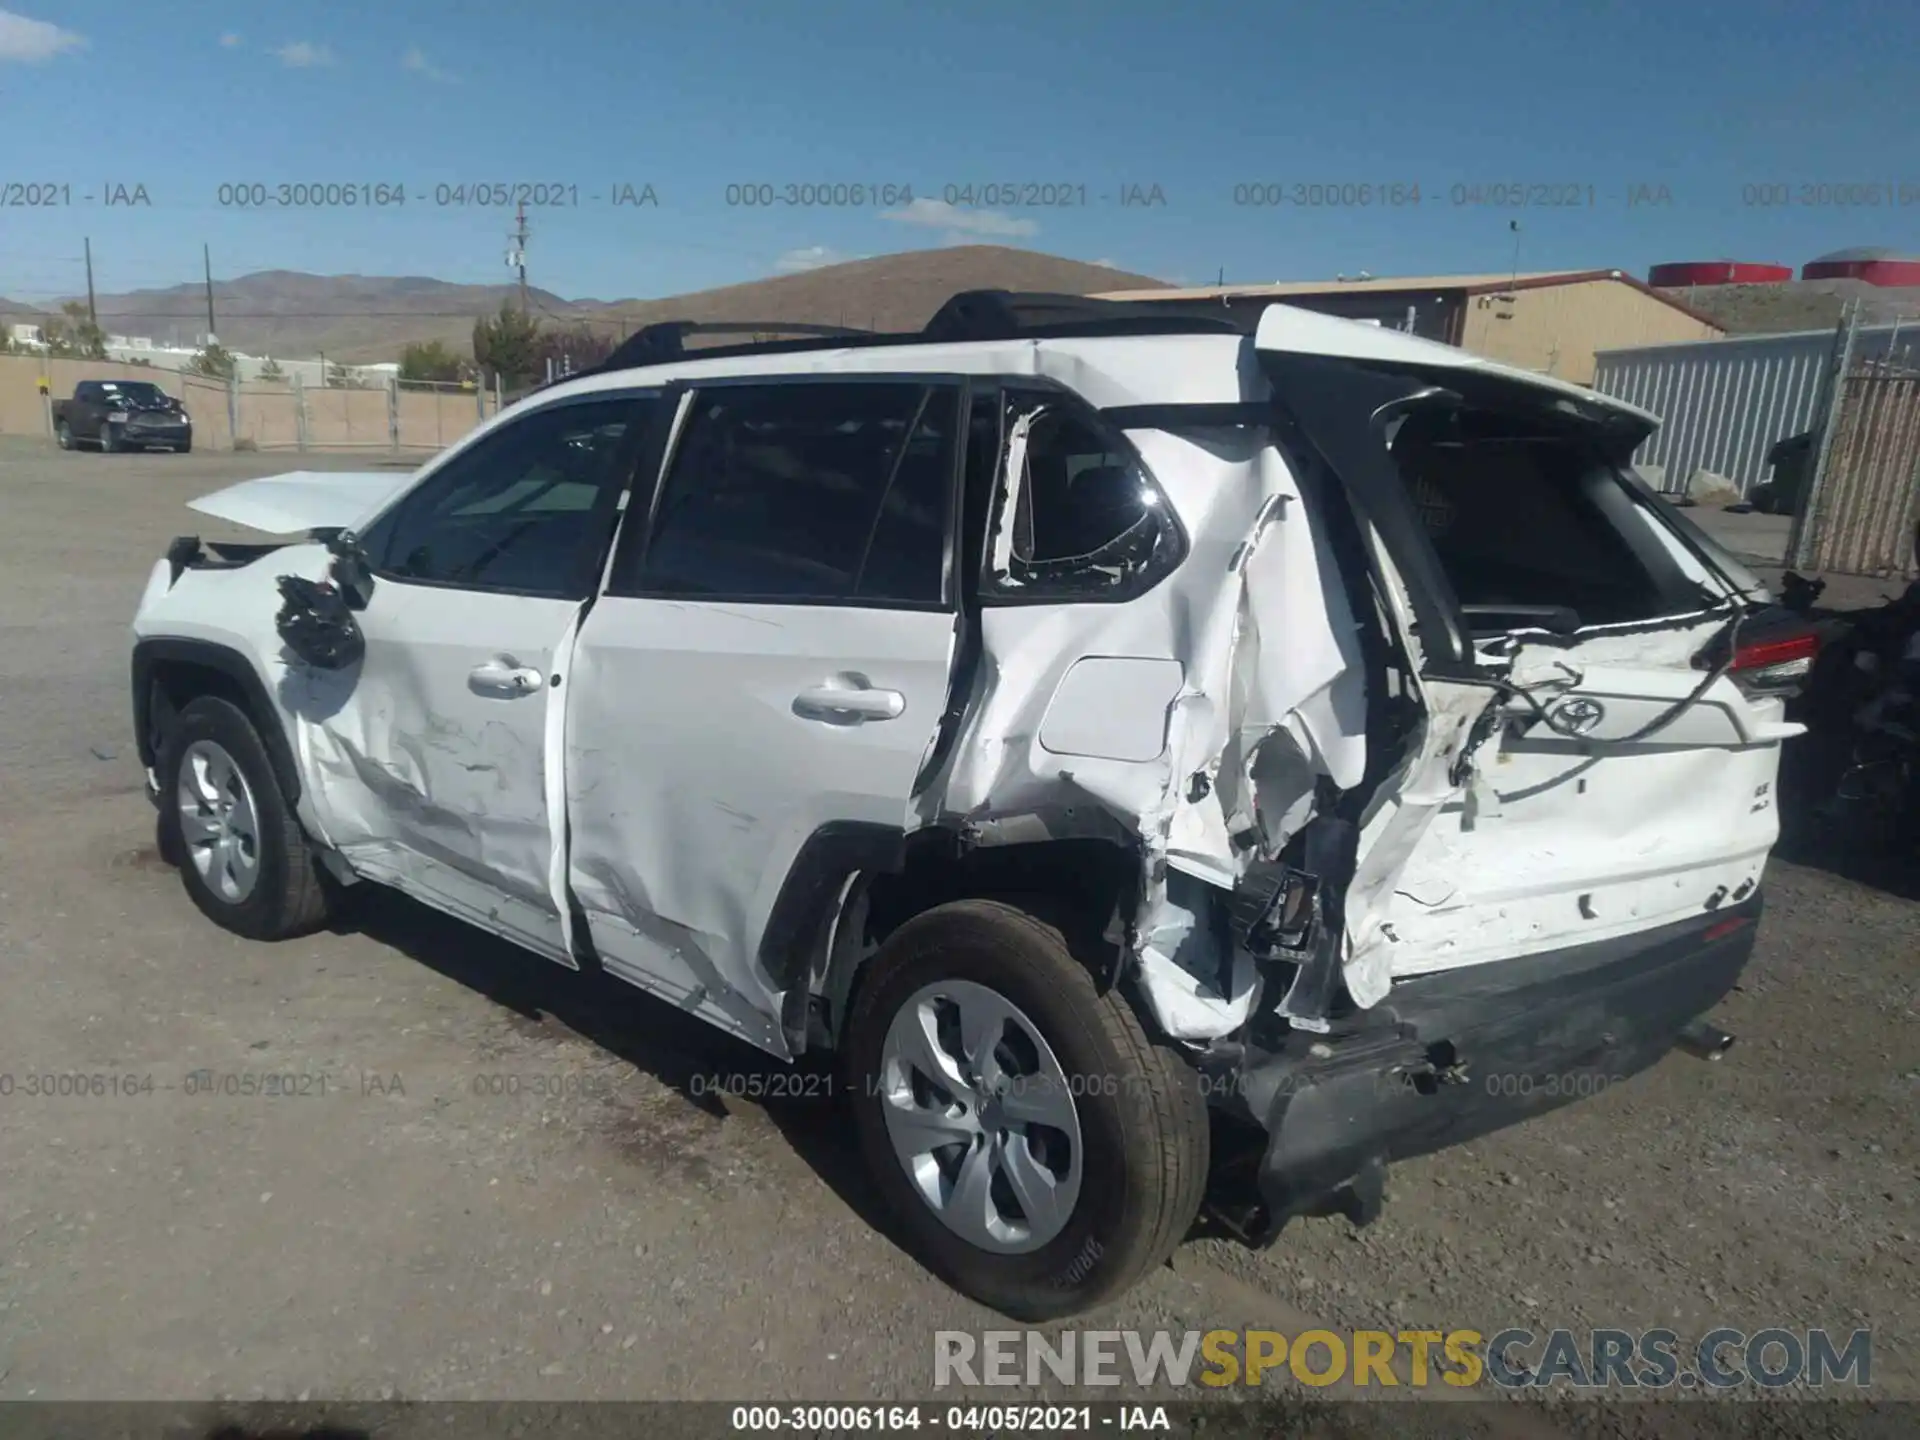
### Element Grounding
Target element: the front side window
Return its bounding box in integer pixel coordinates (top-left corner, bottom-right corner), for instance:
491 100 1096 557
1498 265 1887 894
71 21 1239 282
618 381 955 605
982 390 1179 599
360 397 646 597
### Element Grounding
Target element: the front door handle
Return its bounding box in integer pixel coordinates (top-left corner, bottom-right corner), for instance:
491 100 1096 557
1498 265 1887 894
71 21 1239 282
792 677 906 724
468 658 546 697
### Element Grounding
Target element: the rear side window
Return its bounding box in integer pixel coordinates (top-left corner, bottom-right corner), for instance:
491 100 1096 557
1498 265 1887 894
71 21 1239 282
982 390 1180 600
620 381 955 605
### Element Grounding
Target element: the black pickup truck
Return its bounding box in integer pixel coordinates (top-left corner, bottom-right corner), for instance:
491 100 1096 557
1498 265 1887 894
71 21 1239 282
53 378 193 453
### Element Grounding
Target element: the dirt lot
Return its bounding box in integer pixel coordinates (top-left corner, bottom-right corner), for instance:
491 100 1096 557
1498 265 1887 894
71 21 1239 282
0 439 1914 1429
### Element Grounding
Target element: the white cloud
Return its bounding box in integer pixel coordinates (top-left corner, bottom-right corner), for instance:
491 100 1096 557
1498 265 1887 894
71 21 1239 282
878 197 1037 239
218 32 241 48
1090 257 1120 268
402 45 455 82
774 246 858 274
0 8 85 63
273 40 334 68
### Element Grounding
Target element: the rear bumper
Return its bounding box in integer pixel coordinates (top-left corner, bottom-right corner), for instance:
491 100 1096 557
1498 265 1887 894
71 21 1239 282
1213 898 1762 1242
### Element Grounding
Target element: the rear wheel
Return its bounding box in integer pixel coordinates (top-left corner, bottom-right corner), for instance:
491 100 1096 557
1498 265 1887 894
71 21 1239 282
157 695 332 940
56 420 74 450
844 899 1208 1319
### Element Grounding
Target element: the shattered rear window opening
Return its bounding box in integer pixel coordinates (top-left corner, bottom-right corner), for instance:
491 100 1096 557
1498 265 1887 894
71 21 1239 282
1387 409 1704 632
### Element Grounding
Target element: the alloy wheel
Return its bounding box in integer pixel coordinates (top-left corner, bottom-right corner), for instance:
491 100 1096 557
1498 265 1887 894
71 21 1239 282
176 739 263 904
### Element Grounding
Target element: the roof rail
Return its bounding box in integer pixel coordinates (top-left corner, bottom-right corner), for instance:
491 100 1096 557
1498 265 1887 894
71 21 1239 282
598 318 874 371
576 289 1253 379
921 290 1247 342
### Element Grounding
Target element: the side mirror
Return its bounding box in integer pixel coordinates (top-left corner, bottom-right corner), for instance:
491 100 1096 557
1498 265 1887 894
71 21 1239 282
323 528 376 610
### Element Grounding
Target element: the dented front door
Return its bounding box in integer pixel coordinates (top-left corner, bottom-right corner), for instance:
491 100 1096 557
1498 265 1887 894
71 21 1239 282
296 396 651 964
306 582 585 962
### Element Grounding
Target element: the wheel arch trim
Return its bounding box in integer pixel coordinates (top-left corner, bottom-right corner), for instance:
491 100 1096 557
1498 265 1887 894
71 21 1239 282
132 637 303 806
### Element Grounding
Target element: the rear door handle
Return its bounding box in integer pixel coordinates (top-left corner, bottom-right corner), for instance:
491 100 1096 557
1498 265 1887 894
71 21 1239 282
469 659 546 697
792 678 906 724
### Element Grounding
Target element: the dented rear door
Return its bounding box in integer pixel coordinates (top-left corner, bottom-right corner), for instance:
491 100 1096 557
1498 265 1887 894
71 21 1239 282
564 381 963 1057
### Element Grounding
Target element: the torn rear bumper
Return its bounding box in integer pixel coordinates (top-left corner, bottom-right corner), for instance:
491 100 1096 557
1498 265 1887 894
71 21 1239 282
1218 897 1762 1243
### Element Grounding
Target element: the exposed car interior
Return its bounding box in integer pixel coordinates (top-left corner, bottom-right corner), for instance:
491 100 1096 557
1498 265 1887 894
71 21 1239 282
1389 406 1713 634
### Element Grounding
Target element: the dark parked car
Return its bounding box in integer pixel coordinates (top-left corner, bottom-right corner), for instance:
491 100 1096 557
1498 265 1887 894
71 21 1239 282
53 379 193 454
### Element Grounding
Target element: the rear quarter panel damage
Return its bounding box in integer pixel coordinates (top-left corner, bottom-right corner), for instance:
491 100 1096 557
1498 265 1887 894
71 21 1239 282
933 427 1372 1041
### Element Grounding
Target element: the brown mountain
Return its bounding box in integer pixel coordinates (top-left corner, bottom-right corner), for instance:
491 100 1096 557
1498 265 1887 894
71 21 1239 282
55 248 1169 363
572 246 1170 340
73 271 570 360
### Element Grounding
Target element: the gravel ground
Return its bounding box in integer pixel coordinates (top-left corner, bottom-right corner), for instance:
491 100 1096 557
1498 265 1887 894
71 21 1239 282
0 439 1914 1432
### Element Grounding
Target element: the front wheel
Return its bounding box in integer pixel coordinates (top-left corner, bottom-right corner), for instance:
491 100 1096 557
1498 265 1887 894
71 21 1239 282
844 899 1208 1320
157 695 333 939
56 420 74 450
101 425 119 453
177 439 193 454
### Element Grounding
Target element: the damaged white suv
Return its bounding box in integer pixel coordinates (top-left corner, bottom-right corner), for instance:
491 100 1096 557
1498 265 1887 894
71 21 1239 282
131 291 1815 1319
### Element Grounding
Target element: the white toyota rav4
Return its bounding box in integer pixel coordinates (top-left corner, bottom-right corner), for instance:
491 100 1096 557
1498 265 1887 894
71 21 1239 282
130 291 1814 1319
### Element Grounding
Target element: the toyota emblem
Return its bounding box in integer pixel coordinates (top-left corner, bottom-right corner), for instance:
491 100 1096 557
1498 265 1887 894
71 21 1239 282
1546 696 1607 737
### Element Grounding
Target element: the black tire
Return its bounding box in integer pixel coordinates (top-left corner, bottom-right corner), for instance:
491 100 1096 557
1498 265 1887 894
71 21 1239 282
157 695 332 940
55 420 73 450
177 439 192 454
101 425 119 454
844 899 1208 1320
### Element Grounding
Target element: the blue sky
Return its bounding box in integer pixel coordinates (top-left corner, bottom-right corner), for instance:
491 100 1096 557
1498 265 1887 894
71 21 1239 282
2 0 1917 311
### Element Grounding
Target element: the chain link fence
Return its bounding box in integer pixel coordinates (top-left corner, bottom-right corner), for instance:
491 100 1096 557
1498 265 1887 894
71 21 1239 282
1787 304 1920 579
0 355 501 454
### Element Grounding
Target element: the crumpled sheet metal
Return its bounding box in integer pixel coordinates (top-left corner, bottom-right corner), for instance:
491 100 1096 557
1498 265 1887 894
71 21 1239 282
938 429 1374 1041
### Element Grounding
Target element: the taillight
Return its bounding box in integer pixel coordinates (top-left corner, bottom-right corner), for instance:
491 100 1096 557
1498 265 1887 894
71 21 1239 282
1727 630 1820 697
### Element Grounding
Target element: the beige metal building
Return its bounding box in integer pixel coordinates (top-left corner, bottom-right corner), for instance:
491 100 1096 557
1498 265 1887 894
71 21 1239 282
1094 270 1724 385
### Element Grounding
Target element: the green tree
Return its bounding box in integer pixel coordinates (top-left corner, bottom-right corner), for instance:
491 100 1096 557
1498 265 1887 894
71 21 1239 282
188 341 237 380
399 339 466 384
257 356 286 381
472 301 542 388
325 361 368 389
37 301 108 360
59 300 108 359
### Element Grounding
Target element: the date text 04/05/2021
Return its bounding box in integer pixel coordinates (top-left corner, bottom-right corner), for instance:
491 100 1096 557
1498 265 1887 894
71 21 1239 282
730 1405 1169 1431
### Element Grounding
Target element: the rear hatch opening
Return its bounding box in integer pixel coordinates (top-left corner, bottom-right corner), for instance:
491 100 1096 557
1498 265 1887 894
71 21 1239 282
1249 321 1805 1014
1386 402 1732 645
1353 391 1799 983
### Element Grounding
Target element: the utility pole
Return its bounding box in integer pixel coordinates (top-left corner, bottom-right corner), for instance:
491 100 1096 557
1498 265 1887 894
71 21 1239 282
84 238 98 329
202 244 217 344
508 201 530 315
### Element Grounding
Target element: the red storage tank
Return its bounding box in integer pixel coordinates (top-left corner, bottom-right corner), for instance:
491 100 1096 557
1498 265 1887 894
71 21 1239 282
1800 248 1920 286
1648 260 1793 287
